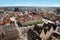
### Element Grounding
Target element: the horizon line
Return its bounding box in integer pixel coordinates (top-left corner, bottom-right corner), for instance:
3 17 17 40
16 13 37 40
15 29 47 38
0 4 60 7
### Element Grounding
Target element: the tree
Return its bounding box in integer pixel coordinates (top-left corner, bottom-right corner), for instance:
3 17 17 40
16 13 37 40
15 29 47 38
14 7 19 12
55 8 60 14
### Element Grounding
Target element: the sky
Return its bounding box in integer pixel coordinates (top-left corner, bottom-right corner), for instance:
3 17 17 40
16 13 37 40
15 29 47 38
0 0 60 7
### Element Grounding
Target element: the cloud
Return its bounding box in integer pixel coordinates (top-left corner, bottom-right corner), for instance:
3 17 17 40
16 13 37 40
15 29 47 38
0 4 60 7
0 4 20 6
